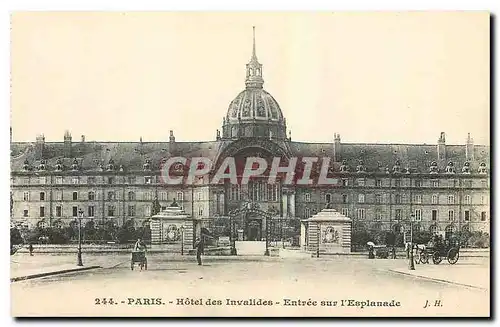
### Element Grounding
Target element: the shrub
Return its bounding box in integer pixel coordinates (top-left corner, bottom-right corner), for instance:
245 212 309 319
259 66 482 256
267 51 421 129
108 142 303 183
10 228 23 246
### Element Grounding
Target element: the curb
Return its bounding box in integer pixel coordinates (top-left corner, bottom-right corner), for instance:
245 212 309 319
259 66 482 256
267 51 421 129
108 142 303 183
11 265 101 282
387 269 488 291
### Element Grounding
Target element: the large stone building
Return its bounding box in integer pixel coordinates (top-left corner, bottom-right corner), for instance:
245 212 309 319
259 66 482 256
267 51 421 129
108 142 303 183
10 29 490 243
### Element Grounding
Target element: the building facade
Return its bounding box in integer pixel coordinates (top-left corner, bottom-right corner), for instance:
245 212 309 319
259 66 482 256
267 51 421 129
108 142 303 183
10 30 490 242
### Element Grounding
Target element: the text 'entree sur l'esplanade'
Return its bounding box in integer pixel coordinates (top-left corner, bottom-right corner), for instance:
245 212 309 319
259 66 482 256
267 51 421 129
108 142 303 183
176 298 401 308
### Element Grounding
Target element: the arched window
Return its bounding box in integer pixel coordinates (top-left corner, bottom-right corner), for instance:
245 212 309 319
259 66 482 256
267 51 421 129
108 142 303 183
445 225 455 240
431 194 438 204
342 194 348 203
88 191 95 201
395 194 401 204
429 225 438 234
128 191 135 201
325 193 332 203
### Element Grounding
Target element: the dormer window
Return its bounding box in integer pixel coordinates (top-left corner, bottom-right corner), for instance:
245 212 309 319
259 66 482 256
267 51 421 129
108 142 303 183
71 159 79 171
106 159 115 171
429 161 439 174
445 161 455 174
55 159 63 171
38 160 46 171
119 165 124 172
143 159 151 171
392 160 401 174
385 167 390 174
462 162 471 174
356 160 366 173
22 159 30 171
340 160 350 173
478 163 488 174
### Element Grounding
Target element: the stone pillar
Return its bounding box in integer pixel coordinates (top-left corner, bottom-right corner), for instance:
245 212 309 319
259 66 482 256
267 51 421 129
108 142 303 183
290 192 296 218
300 221 306 249
282 191 288 218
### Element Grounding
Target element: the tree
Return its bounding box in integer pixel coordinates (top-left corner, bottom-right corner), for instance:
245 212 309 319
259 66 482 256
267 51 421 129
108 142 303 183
10 227 23 246
351 229 371 251
117 220 137 244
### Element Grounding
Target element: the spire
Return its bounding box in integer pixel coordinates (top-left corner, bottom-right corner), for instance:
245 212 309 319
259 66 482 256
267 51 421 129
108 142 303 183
245 26 264 89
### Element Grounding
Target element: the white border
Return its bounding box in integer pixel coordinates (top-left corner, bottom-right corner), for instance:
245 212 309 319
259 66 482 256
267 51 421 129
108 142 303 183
1 1 497 326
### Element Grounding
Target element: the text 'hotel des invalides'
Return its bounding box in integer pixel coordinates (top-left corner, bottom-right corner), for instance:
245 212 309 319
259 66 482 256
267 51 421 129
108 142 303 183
10 28 490 242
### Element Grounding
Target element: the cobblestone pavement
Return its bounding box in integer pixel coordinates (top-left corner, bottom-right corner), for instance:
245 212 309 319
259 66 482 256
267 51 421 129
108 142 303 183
11 254 490 317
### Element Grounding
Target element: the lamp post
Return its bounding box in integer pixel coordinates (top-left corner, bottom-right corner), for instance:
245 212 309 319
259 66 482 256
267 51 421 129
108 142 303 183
180 225 185 255
230 213 237 255
408 213 415 270
77 208 84 266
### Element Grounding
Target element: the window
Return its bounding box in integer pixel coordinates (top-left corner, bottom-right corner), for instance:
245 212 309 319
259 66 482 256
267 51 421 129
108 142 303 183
358 194 365 203
432 209 438 221
357 179 365 187
304 207 311 218
198 206 203 216
128 176 135 184
39 192 45 201
160 192 167 201
72 177 79 184
481 212 487 221
73 192 78 201
197 192 202 201
39 176 46 184
342 194 348 203
73 206 78 217
375 212 383 220
464 195 471 205
145 206 151 217
56 206 62 217
448 195 455 204
107 177 114 184
402 194 407 204
145 176 152 184
356 208 365 219
128 205 135 216
463 180 472 188
128 191 135 201
481 180 488 188
177 192 184 202
414 209 422 221
395 194 401 204
342 179 348 186
39 206 45 217
325 194 332 203
23 209 29 217
395 179 401 187
481 196 487 205
88 206 95 217
376 180 382 187
414 194 422 204
431 194 439 205
55 191 63 201
108 205 115 217
88 177 96 184
452 180 458 188
341 208 349 217
448 210 455 221
88 191 95 201
431 180 439 188
464 210 470 221
375 194 382 204
23 192 30 201
108 191 116 200
395 209 402 220
55 176 63 184
414 180 422 187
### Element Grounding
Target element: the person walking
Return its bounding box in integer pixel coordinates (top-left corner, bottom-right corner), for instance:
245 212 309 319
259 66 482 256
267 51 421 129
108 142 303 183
194 236 204 266
29 243 34 256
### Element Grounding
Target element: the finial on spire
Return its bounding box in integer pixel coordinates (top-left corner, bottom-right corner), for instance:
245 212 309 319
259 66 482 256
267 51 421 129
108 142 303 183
252 26 257 60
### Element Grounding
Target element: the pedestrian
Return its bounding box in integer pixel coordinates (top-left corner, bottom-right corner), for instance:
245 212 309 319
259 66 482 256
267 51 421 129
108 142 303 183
29 243 33 256
194 236 204 266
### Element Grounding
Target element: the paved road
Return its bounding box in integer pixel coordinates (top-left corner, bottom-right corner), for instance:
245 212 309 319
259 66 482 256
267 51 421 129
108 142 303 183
11 255 489 317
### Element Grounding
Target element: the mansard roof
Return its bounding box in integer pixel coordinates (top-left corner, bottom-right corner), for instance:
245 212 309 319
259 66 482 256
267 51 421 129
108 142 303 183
11 139 490 174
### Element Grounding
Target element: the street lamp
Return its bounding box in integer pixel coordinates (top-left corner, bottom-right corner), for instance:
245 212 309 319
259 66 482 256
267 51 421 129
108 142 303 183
181 225 185 255
408 213 415 270
77 208 84 266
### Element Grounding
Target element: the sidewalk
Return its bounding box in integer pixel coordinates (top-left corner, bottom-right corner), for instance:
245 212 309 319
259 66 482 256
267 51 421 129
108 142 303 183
388 263 490 290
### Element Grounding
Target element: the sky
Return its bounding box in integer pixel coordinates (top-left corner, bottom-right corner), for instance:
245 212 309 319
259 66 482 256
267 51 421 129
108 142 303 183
10 11 490 145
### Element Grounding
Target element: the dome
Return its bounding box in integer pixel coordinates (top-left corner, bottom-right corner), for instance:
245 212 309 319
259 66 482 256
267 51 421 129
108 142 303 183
226 89 284 122
221 27 288 141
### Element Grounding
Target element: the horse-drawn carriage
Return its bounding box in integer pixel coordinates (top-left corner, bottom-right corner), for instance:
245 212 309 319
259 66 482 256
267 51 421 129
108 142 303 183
417 238 460 265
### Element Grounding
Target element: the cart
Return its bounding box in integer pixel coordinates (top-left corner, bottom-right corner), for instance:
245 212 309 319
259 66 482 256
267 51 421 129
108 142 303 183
417 241 460 265
131 251 148 270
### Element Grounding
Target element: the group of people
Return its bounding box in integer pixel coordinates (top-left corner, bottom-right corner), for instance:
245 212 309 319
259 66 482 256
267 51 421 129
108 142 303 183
133 235 206 266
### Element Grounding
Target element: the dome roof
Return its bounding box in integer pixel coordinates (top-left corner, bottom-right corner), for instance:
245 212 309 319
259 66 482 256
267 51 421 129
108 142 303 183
226 88 284 122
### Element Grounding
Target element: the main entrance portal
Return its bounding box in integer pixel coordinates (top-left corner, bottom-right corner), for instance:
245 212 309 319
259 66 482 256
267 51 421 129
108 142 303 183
246 219 262 241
